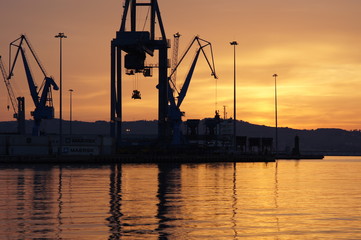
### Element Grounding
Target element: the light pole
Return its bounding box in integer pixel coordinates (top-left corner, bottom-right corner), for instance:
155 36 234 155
230 41 238 151
55 32 67 154
273 73 278 156
69 89 74 135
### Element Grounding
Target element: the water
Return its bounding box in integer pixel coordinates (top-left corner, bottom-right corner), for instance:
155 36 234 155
0 156 361 239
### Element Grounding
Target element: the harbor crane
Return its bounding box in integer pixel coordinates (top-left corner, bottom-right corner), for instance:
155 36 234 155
111 0 218 147
0 55 25 134
8 35 59 136
111 0 169 146
168 36 217 145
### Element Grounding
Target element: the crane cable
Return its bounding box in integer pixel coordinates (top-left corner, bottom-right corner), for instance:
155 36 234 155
130 6 151 97
215 76 218 114
142 6 151 31
132 73 139 90
135 73 139 90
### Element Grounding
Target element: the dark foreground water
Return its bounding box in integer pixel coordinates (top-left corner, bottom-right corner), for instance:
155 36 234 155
0 156 361 240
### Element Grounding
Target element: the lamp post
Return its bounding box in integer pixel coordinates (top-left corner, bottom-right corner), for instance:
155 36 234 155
69 89 74 135
230 41 238 151
55 32 67 154
273 73 278 156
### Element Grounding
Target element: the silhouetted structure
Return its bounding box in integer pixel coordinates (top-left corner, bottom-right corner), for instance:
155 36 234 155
8 35 59 136
262 138 273 154
0 57 26 135
186 119 200 140
248 137 273 154
249 137 261 153
236 136 247 152
110 0 168 147
292 135 300 156
16 97 26 134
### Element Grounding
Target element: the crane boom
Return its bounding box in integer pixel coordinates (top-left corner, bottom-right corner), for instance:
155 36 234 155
18 48 39 106
176 49 200 108
168 36 217 107
8 35 59 136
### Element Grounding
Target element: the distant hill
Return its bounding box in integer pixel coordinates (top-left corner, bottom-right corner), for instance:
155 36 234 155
1 119 360 155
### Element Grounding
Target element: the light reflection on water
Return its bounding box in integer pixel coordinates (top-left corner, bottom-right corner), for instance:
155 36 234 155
0 156 361 239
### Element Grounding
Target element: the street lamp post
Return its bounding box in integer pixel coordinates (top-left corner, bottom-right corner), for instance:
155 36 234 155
230 41 238 151
273 73 278 156
55 32 67 154
69 89 74 135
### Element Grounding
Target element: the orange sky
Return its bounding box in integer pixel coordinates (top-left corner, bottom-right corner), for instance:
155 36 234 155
1 0 361 130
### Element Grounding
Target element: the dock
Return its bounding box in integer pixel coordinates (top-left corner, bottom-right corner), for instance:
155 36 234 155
276 154 324 160
0 153 275 164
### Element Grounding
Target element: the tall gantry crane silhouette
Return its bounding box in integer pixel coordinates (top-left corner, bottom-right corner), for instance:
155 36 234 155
111 0 169 146
110 0 217 148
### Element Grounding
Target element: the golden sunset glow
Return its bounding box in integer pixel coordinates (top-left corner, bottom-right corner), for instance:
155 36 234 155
1 0 361 130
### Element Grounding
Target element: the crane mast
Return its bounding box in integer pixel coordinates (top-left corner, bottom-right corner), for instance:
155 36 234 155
8 35 59 136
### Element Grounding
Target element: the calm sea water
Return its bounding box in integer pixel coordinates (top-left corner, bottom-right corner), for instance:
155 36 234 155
0 156 360 240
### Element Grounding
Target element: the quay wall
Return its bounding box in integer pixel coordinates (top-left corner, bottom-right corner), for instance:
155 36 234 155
0 135 113 156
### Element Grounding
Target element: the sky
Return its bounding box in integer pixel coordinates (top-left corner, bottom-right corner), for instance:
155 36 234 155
1 0 361 130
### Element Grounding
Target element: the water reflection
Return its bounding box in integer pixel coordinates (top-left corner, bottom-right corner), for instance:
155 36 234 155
231 162 238 239
1 158 361 239
7 166 58 239
31 166 56 236
156 163 182 239
274 161 280 239
107 164 122 240
106 163 183 239
57 166 63 239
0 162 297 239
15 169 26 239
